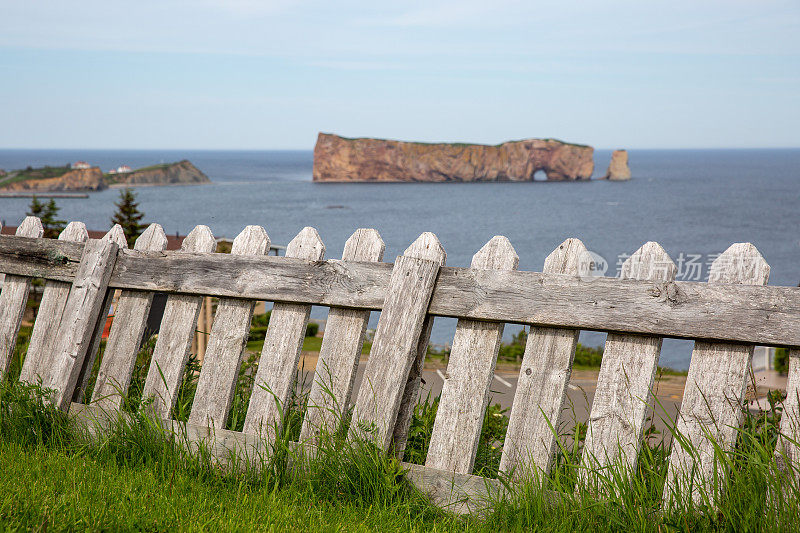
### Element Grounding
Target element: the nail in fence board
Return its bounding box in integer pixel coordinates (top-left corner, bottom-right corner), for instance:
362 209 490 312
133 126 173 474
349 233 444 450
500 238 588 479
73 225 129 402
91 225 168 410
580 242 677 484
189 226 270 429
40 238 119 410
140 226 216 418
243 227 325 438
0 217 44 376
300 228 385 441
391 233 447 458
425 236 519 474
19 221 88 384
663 243 770 505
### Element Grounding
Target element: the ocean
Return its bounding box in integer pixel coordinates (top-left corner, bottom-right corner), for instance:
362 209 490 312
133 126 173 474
1 148 798 369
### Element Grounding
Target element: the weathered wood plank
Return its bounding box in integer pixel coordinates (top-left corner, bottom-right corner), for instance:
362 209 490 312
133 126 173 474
189 226 270 429
19 221 88 384
91 224 169 410
39 238 119 410
73 225 129 402
140 226 216 419
0 217 44 377
391 234 447 458
580 242 677 486
350 233 445 450
426 236 518 473
300 228 385 441
500 238 588 479
243 227 325 438
1 235 800 347
776 349 800 472
664 243 770 505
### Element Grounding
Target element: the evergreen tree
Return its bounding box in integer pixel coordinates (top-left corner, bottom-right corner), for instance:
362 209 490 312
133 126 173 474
42 199 66 238
111 188 146 246
28 196 65 238
27 195 45 219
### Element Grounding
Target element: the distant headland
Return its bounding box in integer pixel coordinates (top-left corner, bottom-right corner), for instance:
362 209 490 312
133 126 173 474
313 133 630 182
0 159 210 192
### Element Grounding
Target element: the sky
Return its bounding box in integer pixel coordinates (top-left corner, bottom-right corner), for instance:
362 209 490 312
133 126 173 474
0 0 798 150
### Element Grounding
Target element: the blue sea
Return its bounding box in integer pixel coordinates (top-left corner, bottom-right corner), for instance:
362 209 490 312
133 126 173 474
1 148 798 369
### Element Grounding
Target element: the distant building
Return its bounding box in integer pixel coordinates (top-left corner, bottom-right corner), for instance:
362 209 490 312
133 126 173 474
72 161 91 169
116 165 132 174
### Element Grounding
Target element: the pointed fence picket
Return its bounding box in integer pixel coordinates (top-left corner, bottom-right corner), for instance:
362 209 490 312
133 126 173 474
0 215 797 514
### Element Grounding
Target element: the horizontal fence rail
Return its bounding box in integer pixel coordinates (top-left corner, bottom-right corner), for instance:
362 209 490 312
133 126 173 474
1 234 798 347
0 216 799 513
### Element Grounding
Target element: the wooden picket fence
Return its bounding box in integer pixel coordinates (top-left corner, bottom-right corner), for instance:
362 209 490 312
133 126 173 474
0 215 798 513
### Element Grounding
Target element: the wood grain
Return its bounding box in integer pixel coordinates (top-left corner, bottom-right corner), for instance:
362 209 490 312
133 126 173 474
19 221 88 384
92 224 169 410
500 238 588 479
73 224 129 402
0 217 44 376
1 235 799 347
580 242 677 486
141 225 216 419
40 238 119 410
300 228 385 441
243 227 325 438
350 233 445 450
663 243 770 505
426 236 518 473
391 233 447 458
189 225 270 429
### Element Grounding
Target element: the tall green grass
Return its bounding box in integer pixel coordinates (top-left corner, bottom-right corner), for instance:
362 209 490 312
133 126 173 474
2 340 799 530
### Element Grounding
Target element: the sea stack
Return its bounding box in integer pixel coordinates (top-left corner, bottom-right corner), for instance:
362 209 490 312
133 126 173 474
603 150 631 181
313 133 595 182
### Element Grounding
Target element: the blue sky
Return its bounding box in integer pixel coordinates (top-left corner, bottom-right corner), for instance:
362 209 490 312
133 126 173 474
1 1 798 149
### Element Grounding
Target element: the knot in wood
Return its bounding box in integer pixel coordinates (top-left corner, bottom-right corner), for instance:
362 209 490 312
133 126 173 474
647 281 685 306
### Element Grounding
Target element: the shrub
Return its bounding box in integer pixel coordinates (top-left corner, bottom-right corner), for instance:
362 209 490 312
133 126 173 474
775 347 790 374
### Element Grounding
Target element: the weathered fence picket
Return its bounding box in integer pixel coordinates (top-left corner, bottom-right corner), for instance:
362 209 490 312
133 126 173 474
92 224 168 410
141 225 216 418
664 243 770 505
243 227 325 438
500 238 587 479
300 228 384 441
19 221 88 384
0 217 43 376
580 242 677 483
0 215 797 514
425 236 518 474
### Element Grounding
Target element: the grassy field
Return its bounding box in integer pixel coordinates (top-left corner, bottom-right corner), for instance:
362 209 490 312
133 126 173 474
0 164 73 187
1 369 798 531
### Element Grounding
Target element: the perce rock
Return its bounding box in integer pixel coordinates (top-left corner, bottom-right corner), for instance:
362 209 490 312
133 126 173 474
603 150 631 181
313 133 595 182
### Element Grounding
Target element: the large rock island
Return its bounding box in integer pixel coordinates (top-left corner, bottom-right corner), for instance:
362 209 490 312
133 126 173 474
313 133 594 182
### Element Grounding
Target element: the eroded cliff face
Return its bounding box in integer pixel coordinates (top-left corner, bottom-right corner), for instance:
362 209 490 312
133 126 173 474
0 167 106 191
603 150 631 181
113 160 210 186
313 133 595 182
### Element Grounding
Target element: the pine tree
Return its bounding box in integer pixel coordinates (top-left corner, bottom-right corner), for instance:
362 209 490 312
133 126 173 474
27 195 45 219
111 188 146 247
28 197 65 238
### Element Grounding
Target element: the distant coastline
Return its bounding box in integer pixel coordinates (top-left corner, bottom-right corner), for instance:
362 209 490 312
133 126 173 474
0 159 210 193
